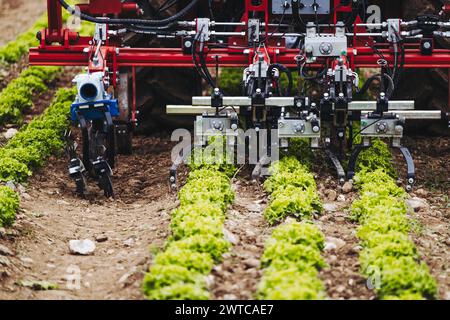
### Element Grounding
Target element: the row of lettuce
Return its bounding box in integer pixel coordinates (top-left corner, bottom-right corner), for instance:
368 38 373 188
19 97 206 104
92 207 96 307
257 156 326 299
0 87 76 227
143 141 236 299
0 66 62 125
351 168 437 300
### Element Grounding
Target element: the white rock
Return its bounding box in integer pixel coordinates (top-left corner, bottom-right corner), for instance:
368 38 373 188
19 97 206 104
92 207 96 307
0 244 14 256
325 236 346 250
223 294 238 300
56 200 70 206
406 197 428 212
243 258 260 268
323 203 338 212
223 228 238 245
205 275 215 288
123 238 135 247
325 190 338 201
342 182 353 193
5 181 15 191
337 194 346 202
3 128 18 139
20 257 34 264
324 242 337 251
69 239 96 255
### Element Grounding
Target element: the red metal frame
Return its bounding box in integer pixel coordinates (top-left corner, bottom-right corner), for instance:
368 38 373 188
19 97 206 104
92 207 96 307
32 0 450 109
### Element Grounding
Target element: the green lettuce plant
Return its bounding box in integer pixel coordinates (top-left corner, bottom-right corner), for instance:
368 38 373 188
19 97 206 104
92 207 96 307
352 169 438 300
257 221 326 300
0 186 20 227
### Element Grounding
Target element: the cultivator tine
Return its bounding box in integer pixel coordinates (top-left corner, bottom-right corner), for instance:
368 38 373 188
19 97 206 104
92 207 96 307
93 157 114 198
325 149 346 185
398 146 415 191
66 131 88 197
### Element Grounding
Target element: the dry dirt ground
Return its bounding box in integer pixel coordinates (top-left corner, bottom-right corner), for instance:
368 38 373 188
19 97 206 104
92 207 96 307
0 135 179 299
0 134 448 300
0 0 46 47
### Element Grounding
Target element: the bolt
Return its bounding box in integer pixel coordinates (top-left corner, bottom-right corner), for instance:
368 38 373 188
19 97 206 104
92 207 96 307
169 176 176 183
312 125 320 133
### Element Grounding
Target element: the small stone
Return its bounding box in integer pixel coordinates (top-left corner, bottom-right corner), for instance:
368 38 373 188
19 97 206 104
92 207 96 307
0 244 14 256
123 238 135 247
20 257 33 264
56 200 70 205
350 245 363 254
415 188 428 197
223 294 238 300
106 249 115 255
406 197 428 212
325 189 338 201
336 285 346 293
3 128 18 139
118 267 137 284
324 242 337 251
342 182 353 194
0 256 10 266
325 237 346 250
348 278 355 286
323 203 338 212
69 239 96 255
95 235 108 243
337 194 346 202
223 228 238 245
5 181 15 191
205 275 215 288
242 258 260 269
6 229 19 237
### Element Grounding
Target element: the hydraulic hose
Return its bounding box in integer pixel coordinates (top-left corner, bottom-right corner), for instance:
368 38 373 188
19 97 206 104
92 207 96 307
58 0 199 26
357 73 395 99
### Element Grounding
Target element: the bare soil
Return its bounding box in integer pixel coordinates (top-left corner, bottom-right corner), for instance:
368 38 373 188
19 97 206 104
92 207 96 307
0 0 46 47
0 135 179 299
211 179 271 300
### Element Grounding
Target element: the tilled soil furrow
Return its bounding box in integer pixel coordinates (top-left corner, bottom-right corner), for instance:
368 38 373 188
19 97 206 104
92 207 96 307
316 178 374 300
0 135 177 300
211 179 271 300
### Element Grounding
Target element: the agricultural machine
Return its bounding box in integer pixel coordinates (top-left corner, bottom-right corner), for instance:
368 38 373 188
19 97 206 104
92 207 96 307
30 0 450 196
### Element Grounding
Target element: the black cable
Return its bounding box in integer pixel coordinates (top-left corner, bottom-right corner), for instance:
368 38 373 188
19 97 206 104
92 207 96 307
352 118 383 144
157 0 182 13
357 73 395 99
268 63 293 96
58 0 199 27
